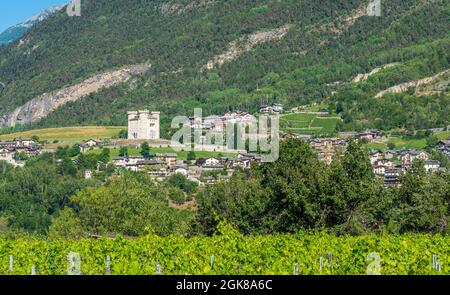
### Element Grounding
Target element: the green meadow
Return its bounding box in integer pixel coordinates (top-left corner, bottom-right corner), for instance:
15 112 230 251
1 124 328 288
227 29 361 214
280 113 341 135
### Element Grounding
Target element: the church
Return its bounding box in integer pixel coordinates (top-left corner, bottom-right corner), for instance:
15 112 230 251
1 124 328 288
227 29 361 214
127 110 160 140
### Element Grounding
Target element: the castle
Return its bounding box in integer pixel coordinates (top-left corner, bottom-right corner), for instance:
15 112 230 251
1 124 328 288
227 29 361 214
127 110 160 140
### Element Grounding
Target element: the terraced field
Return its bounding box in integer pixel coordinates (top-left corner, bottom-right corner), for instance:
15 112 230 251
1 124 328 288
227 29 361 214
280 113 341 136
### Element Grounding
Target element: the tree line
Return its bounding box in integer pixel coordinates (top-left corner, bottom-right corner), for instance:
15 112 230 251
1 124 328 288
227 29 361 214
1 138 448 238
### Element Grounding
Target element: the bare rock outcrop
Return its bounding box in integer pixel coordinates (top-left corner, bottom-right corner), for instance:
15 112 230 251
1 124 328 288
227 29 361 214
0 64 150 127
375 70 449 98
352 63 400 83
203 25 291 70
159 0 216 15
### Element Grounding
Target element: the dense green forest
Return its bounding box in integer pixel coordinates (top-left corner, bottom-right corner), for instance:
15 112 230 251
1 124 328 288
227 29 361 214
1 139 448 238
0 148 196 237
0 0 448 135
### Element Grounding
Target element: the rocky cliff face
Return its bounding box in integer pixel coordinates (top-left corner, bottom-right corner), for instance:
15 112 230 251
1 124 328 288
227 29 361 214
375 70 449 98
352 63 400 83
0 64 150 127
203 25 291 71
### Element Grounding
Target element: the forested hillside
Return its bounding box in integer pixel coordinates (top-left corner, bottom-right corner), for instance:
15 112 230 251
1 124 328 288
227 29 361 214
0 0 448 134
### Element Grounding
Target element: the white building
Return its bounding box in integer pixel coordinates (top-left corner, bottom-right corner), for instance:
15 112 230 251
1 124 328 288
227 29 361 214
173 166 188 176
204 158 221 166
374 165 386 175
0 148 14 162
85 139 102 148
128 110 160 140
272 103 284 113
399 150 429 166
16 139 35 147
84 170 93 179
424 160 440 172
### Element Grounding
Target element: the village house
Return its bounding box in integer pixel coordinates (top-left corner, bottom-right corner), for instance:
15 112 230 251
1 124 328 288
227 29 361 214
184 111 256 133
357 130 381 143
437 139 450 158
21 147 41 157
424 160 440 172
0 139 37 148
0 147 14 162
310 139 333 150
260 103 284 114
321 152 334 165
394 163 407 174
373 158 394 168
309 138 347 150
115 158 167 175
384 150 396 160
272 103 284 114
112 156 143 168
0 142 14 149
384 168 401 187
224 111 253 124
85 139 102 148
399 150 429 166
369 150 384 164
230 158 253 169
374 165 386 175
14 139 36 147
144 161 170 178
308 138 347 165
371 156 394 176
195 157 224 171
0 140 42 165
237 153 262 163
172 165 189 176
84 170 93 180
203 115 224 132
155 153 177 168
196 157 221 167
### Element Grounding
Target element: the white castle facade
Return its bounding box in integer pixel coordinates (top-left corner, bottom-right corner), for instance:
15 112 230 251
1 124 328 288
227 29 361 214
127 110 160 140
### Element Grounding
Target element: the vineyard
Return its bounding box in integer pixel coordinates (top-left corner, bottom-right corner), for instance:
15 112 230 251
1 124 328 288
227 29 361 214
0 228 448 275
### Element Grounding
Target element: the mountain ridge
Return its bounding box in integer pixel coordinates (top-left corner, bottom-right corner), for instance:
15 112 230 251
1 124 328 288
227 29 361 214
0 4 66 45
0 0 447 134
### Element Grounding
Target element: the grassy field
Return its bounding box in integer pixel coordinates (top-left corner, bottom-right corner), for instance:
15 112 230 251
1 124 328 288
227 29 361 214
0 126 126 147
366 131 450 150
280 113 341 135
0 126 239 159
310 118 340 134
87 147 237 160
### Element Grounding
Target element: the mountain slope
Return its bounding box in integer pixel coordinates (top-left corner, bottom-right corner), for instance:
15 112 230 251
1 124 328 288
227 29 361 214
0 4 66 45
0 0 448 134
